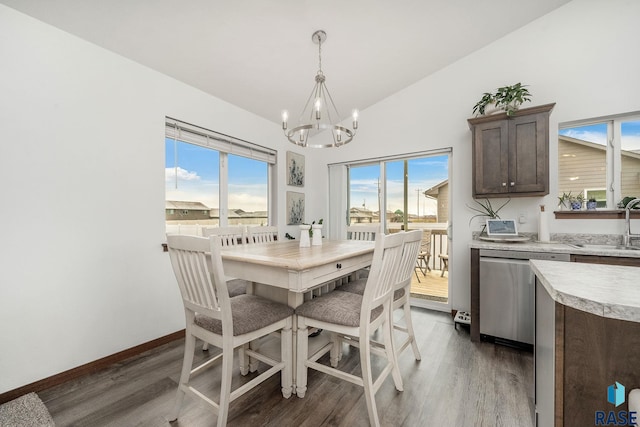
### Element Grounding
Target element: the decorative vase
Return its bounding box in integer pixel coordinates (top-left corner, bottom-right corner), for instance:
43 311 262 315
570 201 582 211
312 224 323 246
299 225 311 248
587 200 597 210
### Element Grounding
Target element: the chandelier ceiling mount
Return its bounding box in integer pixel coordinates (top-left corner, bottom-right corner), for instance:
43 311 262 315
281 30 358 148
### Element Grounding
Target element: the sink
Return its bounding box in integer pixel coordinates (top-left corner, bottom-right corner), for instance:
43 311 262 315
569 243 640 251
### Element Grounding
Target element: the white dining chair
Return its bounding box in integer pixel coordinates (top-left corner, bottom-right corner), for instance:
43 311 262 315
202 226 247 246
339 230 423 361
346 224 379 242
199 226 250 351
294 232 404 427
166 234 294 427
346 224 380 281
247 226 278 244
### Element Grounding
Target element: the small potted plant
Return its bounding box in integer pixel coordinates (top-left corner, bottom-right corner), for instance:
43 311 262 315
472 82 532 117
558 192 572 211
467 198 510 234
569 193 584 210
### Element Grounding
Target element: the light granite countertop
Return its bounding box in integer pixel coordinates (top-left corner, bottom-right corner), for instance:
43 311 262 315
531 259 640 323
469 238 640 258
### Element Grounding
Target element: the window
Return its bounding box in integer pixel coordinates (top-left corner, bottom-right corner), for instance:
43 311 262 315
559 114 640 209
345 154 449 231
337 150 451 305
165 119 276 234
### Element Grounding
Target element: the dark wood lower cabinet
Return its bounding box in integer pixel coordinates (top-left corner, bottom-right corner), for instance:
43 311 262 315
535 279 640 427
571 254 640 266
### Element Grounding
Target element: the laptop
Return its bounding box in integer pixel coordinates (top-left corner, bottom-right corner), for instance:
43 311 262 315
485 219 518 237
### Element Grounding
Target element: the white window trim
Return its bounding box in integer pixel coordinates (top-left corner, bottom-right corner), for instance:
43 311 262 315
166 117 277 227
560 112 640 209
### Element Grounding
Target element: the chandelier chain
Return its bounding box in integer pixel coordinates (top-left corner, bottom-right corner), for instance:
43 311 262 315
317 33 322 73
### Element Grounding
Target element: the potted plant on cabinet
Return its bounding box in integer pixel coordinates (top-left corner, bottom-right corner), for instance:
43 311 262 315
472 82 532 117
569 193 584 210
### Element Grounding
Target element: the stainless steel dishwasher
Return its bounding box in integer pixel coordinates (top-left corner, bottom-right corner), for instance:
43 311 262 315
479 249 569 346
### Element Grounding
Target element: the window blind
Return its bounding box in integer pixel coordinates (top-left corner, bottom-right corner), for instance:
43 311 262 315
165 118 277 164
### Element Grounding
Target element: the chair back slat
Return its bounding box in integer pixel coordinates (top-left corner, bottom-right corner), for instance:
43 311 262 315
397 230 422 289
346 224 380 241
202 226 247 246
248 226 278 244
361 232 405 321
167 234 230 321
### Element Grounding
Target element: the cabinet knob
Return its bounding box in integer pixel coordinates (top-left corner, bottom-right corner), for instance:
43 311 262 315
510 182 515 186
502 182 507 187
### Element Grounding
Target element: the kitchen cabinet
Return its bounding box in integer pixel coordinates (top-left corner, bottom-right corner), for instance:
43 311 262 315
532 261 640 427
571 254 640 266
468 103 555 198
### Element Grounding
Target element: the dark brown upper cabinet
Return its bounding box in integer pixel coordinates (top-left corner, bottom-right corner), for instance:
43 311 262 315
468 103 555 198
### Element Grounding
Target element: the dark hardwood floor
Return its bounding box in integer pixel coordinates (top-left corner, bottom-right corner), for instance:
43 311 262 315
39 309 534 426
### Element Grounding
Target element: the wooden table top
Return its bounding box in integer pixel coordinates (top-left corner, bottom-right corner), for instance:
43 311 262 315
220 239 374 270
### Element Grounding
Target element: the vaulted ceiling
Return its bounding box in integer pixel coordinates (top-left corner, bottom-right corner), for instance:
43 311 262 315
1 0 572 124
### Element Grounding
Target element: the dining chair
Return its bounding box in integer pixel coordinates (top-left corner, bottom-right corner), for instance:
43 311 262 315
414 229 432 283
346 224 380 281
346 224 379 242
200 227 250 351
201 226 248 298
338 230 423 361
202 226 248 246
166 234 294 427
247 225 278 244
439 247 449 277
294 232 404 427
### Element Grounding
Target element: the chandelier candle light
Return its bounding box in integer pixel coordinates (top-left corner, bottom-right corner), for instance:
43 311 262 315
282 30 358 148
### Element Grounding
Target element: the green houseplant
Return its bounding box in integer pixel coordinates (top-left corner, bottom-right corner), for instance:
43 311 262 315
558 191 572 210
569 193 584 210
467 198 510 234
472 82 532 117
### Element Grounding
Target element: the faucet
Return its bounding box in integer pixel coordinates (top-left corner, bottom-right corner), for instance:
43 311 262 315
623 198 640 247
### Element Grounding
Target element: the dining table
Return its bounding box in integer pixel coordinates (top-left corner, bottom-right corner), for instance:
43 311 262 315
219 238 375 307
219 238 375 395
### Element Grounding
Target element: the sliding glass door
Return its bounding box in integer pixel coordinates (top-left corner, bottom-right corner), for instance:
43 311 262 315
344 151 451 308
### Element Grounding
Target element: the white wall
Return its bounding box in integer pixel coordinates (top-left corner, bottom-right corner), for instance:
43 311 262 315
0 5 297 393
312 0 640 311
2 0 639 394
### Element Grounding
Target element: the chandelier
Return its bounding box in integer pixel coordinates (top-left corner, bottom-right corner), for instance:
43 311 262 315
282 30 358 148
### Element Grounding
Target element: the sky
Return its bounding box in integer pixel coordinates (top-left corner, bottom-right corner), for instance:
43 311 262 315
559 120 640 151
165 139 268 212
165 118 639 217
349 155 449 217
165 138 449 217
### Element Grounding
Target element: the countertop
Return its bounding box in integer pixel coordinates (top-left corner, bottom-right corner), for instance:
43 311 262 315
469 239 640 258
531 259 640 323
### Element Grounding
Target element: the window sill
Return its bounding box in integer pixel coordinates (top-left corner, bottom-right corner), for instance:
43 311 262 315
554 210 640 219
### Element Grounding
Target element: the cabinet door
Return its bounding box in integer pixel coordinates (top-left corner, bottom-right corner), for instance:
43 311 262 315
508 113 548 195
473 120 509 196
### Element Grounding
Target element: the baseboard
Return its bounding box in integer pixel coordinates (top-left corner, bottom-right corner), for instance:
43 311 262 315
0 329 185 405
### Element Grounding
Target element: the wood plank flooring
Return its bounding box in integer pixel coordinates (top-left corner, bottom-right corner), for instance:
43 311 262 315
39 309 533 426
410 269 448 302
